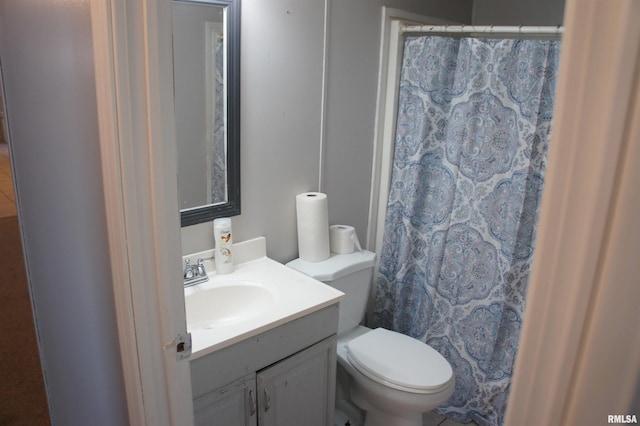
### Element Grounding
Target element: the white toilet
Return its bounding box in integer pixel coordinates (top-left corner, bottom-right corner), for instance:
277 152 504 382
287 251 455 426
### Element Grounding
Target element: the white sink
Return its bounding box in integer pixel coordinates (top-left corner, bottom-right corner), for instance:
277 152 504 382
183 237 344 358
185 281 276 328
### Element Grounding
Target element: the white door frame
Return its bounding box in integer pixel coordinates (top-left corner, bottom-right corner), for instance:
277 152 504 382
90 0 193 424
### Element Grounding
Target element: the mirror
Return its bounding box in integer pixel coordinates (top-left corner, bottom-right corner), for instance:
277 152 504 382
173 0 241 227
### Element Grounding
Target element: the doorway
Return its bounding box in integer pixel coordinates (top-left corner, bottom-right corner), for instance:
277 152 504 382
0 79 50 425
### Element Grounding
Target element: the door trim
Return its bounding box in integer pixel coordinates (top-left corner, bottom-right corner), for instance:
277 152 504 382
90 1 193 424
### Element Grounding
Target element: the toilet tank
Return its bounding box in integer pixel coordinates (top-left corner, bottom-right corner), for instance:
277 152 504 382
287 251 376 334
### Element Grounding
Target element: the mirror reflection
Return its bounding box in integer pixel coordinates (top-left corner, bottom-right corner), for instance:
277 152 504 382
173 0 240 227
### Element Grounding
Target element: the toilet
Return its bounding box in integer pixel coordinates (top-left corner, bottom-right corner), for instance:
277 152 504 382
287 251 454 426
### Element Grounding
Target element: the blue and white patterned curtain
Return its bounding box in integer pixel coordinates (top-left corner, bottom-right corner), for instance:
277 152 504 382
373 36 561 425
211 36 226 204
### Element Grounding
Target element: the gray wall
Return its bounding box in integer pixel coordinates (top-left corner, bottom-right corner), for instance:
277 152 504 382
473 0 565 25
182 0 473 261
0 1 128 425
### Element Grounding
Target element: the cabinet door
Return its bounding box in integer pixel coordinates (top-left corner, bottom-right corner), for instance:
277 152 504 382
194 373 258 426
257 336 337 426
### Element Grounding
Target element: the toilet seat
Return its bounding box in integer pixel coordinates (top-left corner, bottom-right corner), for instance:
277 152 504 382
346 328 453 394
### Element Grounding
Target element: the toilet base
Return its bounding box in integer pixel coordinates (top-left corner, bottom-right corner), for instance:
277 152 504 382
364 409 422 426
336 362 365 426
351 388 422 426
335 408 358 426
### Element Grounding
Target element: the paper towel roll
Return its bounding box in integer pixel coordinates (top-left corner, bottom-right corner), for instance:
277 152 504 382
296 192 330 262
330 225 361 254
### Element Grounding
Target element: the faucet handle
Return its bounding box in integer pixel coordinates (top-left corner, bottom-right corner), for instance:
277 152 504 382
183 259 194 279
195 258 207 277
183 257 209 287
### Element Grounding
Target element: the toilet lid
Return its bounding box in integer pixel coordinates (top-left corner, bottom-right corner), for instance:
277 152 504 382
346 328 453 393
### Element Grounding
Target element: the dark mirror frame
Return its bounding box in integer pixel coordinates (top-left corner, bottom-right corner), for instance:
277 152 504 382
180 0 241 227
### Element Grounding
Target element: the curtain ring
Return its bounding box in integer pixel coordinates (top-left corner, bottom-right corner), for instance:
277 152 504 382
519 25 523 37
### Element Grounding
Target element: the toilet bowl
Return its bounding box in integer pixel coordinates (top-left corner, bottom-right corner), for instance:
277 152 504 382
337 326 454 426
287 251 455 426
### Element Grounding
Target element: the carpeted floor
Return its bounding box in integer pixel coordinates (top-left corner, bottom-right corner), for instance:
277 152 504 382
0 216 50 425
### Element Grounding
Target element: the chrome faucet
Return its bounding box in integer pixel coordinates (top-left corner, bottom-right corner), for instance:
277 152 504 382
184 258 209 287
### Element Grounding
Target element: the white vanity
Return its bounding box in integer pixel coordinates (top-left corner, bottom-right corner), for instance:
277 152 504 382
185 237 344 426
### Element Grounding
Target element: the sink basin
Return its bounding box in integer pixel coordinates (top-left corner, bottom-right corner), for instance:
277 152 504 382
185 281 277 329
182 237 345 356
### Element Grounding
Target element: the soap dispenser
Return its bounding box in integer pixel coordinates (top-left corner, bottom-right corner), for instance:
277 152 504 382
213 218 234 274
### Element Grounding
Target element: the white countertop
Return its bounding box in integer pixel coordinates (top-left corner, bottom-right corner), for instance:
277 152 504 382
184 237 344 359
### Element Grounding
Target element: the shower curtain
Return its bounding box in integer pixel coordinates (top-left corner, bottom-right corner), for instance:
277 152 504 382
211 37 226 204
373 36 561 425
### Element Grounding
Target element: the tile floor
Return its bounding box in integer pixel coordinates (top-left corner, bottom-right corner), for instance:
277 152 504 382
0 143 16 218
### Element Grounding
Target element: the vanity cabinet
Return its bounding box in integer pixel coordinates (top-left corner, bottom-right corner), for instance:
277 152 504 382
257 336 335 425
194 374 256 426
191 305 339 426
194 336 336 426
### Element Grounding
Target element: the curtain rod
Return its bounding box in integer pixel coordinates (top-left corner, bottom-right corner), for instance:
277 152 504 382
402 25 564 38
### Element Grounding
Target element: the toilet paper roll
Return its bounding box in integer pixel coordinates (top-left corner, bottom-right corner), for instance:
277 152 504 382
296 192 330 262
330 225 362 254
